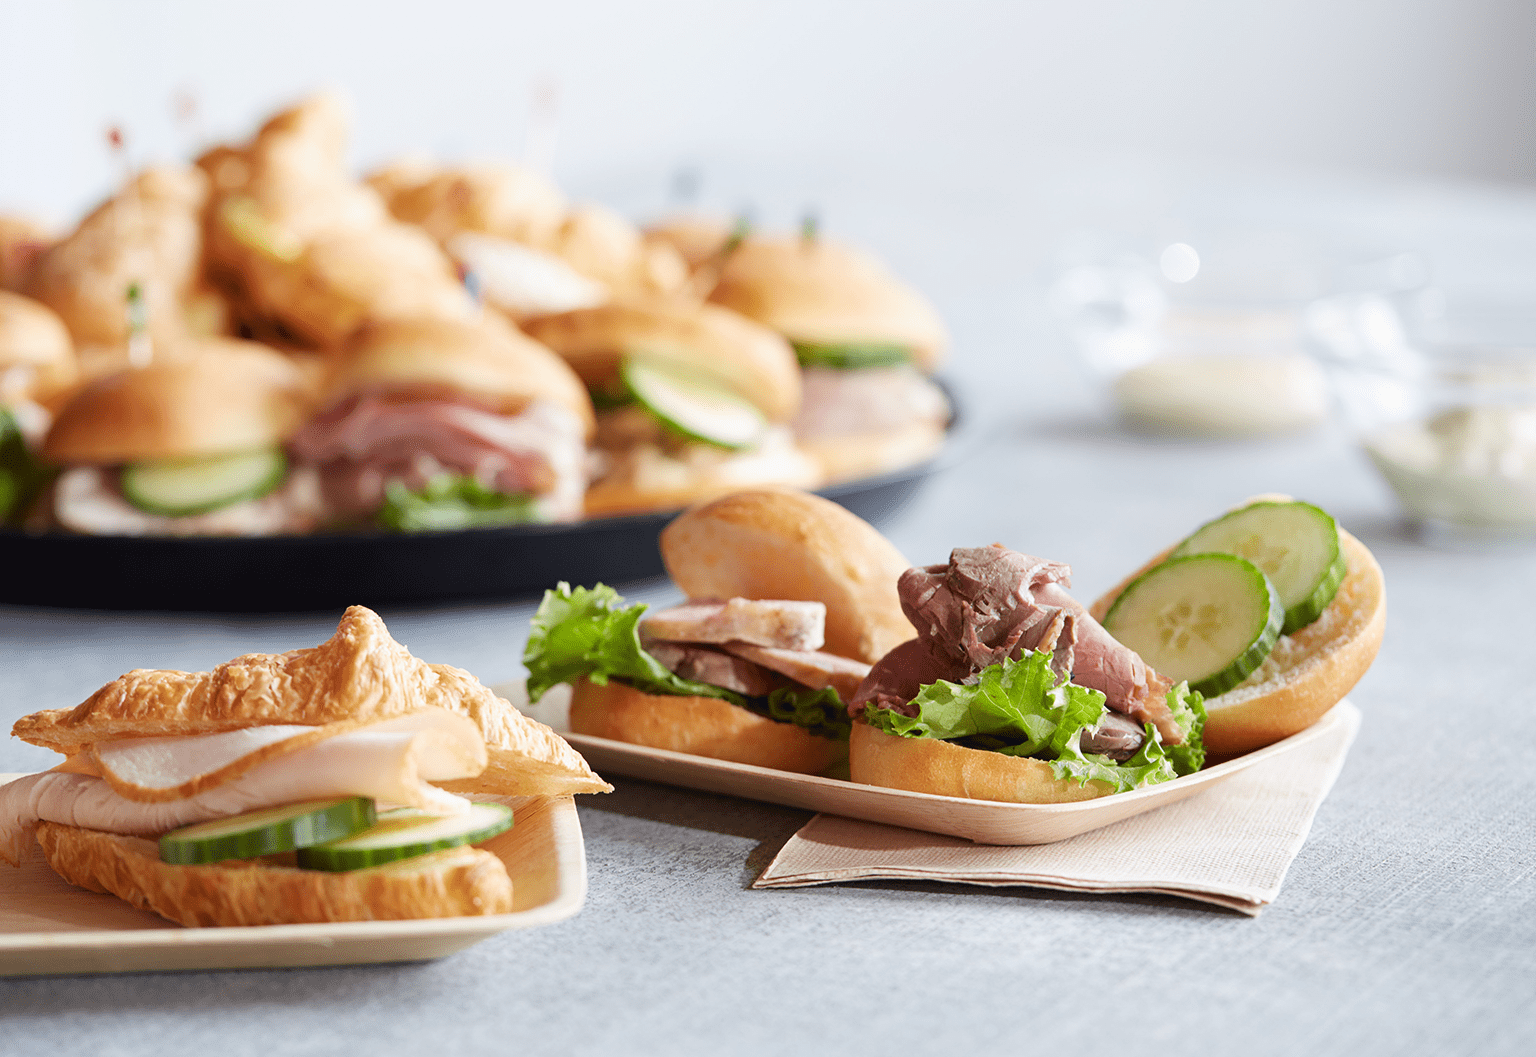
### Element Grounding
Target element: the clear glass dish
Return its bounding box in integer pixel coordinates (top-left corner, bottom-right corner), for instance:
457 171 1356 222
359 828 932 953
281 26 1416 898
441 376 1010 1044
1307 259 1536 535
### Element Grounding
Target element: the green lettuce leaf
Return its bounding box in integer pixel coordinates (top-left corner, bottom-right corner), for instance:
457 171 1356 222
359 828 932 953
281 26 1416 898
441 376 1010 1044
863 650 1207 794
0 407 52 524
523 583 742 705
377 474 538 532
743 685 851 741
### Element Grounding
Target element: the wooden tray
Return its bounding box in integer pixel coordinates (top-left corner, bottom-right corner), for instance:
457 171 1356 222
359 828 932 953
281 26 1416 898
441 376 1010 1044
504 681 1357 846
0 790 586 977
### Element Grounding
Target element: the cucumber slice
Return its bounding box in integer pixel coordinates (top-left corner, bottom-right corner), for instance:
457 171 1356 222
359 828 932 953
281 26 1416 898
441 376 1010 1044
791 341 912 370
121 447 287 517
159 797 376 865
1103 553 1284 697
295 803 514 872
1171 501 1347 633
622 358 767 450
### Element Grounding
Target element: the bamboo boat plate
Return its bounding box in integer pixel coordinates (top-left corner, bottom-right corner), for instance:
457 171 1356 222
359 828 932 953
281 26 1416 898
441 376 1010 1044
505 680 1356 847
0 789 586 977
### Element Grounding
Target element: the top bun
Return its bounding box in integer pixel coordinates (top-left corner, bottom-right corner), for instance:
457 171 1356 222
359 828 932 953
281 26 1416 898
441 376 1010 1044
0 291 76 403
660 488 915 663
42 339 313 464
644 215 735 272
523 300 801 422
326 314 595 437
708 237 948 371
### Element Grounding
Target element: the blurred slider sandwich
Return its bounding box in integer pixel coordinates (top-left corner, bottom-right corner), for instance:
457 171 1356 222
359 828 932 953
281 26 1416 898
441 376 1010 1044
524 301 819 516
705 230 951 483
41 340 324 536
1 606 609 927
288 314 595 530
524 489 916 773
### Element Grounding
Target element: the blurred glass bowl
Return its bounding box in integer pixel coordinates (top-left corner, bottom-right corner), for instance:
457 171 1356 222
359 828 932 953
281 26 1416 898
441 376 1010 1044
1308 266 1536 534
1050 231 1399 438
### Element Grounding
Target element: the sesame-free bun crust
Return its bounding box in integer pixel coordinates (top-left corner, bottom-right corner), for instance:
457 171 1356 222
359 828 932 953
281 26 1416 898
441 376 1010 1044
0 291 76 402
708 237 948 372
523 300 801 422
326 315 595 437
1089 510 1386 757
660 488 914 664
798 421 946 485
848 721 1115 804
569 677 845 774
41 340 313 464
35 824 514 926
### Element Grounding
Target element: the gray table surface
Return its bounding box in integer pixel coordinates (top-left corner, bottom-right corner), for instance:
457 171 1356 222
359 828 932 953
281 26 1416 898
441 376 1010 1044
3 165 1534 1056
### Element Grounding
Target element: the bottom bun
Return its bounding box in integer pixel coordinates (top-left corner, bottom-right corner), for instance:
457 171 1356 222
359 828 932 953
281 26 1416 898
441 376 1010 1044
35 822 514 927
569 677 846 774
798 421 945 485
848 721 1115 804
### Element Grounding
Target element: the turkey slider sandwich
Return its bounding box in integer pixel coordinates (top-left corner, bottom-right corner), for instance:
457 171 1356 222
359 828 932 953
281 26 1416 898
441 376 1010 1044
41 339 323 536
848 544 1208 803
289 314 594 529
1 606 609 927
523 301 819 516
706 233 951 483
523 489 915 773
1089 497 1385 756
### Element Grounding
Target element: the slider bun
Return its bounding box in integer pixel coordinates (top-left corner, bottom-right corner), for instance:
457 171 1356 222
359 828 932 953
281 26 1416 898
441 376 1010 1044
660 488 914 664
328 315 595 437
569 677 845 775
798 421 946 485
523 300 801 422
0 291 76 402
372 161 567 248
848 720 1115 804
708 237 948 372
580 439 822 518
41 340 312 464
1088 506 1386 757
644 215 734 271
1 214 52 291
35 823 513 926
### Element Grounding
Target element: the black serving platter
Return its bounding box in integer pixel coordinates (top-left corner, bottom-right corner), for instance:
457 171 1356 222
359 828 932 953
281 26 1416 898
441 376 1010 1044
0 388 965 612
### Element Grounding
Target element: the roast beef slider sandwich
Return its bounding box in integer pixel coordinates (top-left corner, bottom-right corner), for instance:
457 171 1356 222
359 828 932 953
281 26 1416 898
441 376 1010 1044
524 488 915 773
40 339 325 536
1 606 608 927
523 301 820 516
289 314 594 529
706 233 951 483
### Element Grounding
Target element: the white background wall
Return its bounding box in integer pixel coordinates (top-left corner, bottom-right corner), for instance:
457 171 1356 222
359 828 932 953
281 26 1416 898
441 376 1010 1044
2 0 1533 226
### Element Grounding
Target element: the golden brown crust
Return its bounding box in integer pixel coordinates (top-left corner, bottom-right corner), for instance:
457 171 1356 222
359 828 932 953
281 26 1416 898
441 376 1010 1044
569 678 844 774
12 605 611 797
1 214 52 292
0 291 76 403
40 340 314 464
848 721 1115 803
644 215 735 272
660 489 915 664
523 300 802 422
35 824 514 926
797 421 946 485
1089 514 1386 757
707 237 948 372
581 439 823 518
372 161 567 249
327 314 595 437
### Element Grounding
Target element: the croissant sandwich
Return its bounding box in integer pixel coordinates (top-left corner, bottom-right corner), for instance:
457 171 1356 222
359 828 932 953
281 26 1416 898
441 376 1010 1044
1 606 609 927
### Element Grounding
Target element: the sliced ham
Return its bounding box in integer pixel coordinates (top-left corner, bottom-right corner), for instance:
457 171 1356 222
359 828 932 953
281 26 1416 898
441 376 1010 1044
644 642 788 697
641 598 826 652
290 394 586 522
719 642 871 701
793 365 949 440
0 713 486 866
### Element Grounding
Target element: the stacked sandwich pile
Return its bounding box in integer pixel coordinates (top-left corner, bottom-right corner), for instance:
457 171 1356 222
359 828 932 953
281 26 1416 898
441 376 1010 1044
0 94 950 536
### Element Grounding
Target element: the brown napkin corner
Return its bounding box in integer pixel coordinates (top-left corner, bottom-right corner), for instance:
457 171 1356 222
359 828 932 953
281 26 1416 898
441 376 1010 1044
754 702 1361 915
